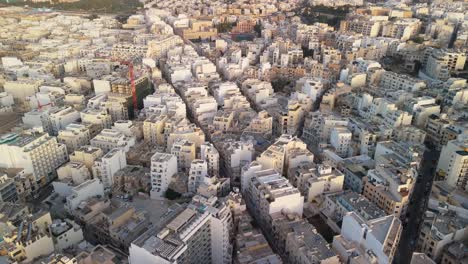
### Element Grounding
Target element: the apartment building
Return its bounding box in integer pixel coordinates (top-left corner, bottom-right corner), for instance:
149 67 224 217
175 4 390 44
129 205 212 264
80 108 113 130
424 49 466 80
49 218 84 251
90 129 136 153
65 179 105 212
436 134 468 190
233 210 282 264
417 212 467 262
150 152 178 200
57 123 91 153
69 146 103 172
330 126 352 158
0 174 18 203
54 162 91 196
86 202 151 252
92 148 127 190
245 110 273 135
0 132 68 187
380 71 426 92
171 139 196 173
191 195 233 264
5 211 54 263
333 212 402 264
363 163 413 216
48 106 81 135
200 142 220 177
322 191 386 232
188 159 209 193
221 139 255 184
244 169 304 228
293 163 344 205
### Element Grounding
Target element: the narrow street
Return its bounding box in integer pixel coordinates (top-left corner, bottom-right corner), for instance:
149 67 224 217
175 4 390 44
393 146 440 264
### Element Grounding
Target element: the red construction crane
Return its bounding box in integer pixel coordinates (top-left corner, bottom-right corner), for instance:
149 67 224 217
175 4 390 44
119 61 138 112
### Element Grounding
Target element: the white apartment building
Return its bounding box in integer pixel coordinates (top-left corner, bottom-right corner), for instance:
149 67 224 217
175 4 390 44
90 129 136 153
92 148 127 190
0 132 67 186
222 139 255 183
150 152 177 200
191 195 233 264
245 169 304 225
57 123 91 153
436 134 468 190
22 109 52 132
200 142 220 177
383 110 413 128
50 219 84 251
294 164 344 204
245 110 273 135
146 35 184 58
212 82 239 105
66 178 105 212
403 97 441 128
129 206 212 264
188 159 210 193
333 212 402 264
166 122 206 151
48 106 81 135
54 162 91 197
330 126 352 158
241 79 275 105
296 77 324 101
112 120 141 138
424 49 466 80
80 108 113 130
187 95 218 125
417 211 467 262
302 111 348 146
144 93 186 119
380 71 426 92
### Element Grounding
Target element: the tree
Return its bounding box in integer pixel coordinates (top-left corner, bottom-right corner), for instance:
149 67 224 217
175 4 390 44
165 188 182 200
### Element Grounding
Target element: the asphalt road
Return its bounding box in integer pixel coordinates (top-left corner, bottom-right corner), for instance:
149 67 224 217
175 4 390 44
393 147 440 264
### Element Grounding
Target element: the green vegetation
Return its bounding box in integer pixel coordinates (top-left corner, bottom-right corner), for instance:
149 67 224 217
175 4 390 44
216 22 235 33
271 78 292 93
301 5 350 27
0 0 143 13
411 36 425 44
165 188 182 200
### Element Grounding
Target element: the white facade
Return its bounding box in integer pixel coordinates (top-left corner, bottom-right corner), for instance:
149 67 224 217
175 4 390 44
188 159 209 193
150 152 178 200
50 219 84 251
333 212 402 264
297 77 324 101
437 134 468 190
80 108 113 129
66 178 105 212
92 148 127 189
246 169 304 218
48 106 81 135
57 123 91 153
330 127 352 158
54 162 91 196
200 142 220 177
90 129 136 153
0 132 67 184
